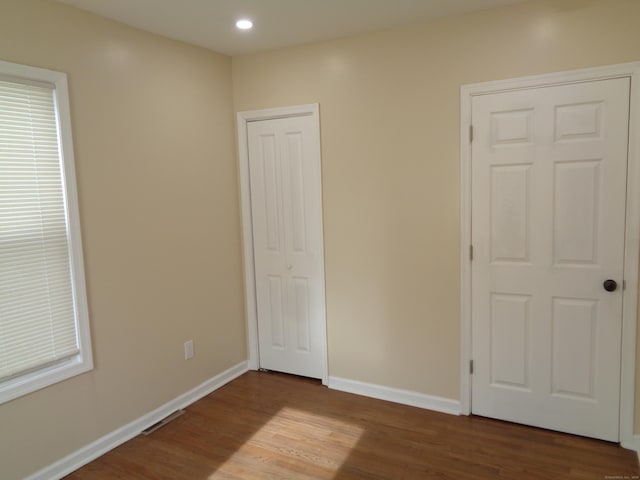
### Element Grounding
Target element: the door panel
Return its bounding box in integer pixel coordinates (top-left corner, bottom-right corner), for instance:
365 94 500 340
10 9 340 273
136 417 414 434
551 297 596 399
258 133 281 252
471 77 630 441
490 164 531 263
553 160 600 265
490 293 531 390
248 115 325 379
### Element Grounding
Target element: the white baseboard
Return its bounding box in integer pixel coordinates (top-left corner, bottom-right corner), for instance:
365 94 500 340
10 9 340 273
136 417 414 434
25 361 249 480
328 376 461 416
621 433 640 453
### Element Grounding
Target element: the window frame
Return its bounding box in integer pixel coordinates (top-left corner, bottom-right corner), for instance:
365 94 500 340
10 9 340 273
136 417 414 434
0 59 93 404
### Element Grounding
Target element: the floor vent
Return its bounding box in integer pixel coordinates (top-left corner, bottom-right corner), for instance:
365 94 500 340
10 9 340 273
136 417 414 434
141 410 185 436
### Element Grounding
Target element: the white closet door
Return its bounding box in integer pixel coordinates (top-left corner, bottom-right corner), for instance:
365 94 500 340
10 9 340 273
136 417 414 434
248 114 326 379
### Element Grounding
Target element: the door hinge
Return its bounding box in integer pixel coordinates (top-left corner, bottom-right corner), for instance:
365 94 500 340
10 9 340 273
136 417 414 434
469 124 474 143
470 360 474 375
469 245 474 261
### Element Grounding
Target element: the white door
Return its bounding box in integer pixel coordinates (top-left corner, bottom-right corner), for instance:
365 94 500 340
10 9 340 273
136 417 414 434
471 77 630 441
247 114 326 379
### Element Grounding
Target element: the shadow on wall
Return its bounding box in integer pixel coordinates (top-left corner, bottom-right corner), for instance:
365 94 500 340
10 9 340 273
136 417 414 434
542 0 595 12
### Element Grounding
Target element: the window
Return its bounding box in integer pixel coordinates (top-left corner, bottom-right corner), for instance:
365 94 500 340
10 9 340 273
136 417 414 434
0 60 92 404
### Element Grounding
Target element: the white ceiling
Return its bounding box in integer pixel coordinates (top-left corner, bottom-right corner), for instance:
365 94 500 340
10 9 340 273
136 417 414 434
57 0 529 56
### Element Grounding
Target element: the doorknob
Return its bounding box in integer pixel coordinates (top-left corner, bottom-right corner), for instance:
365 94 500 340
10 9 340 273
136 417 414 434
603 279 618 292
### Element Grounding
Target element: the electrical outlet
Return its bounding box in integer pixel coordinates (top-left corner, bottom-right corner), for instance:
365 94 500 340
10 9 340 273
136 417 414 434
184 340 194 360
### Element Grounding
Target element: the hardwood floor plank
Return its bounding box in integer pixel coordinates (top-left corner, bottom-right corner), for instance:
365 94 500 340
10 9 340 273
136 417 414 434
65 371 639 479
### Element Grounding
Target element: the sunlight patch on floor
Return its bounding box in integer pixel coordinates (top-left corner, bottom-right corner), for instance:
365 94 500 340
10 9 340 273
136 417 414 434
208 407 364 479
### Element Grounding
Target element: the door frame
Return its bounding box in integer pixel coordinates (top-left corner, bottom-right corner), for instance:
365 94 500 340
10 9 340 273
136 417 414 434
237 103 329 385
460 62 640 446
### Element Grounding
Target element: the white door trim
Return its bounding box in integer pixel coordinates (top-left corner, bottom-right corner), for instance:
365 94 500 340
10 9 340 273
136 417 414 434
237 103 329 385
460 62 640 446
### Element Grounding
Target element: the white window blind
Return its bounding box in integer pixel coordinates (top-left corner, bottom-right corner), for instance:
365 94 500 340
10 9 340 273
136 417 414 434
0 77 80 381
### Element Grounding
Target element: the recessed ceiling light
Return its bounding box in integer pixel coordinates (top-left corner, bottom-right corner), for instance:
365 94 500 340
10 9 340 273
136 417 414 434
236 19 253 30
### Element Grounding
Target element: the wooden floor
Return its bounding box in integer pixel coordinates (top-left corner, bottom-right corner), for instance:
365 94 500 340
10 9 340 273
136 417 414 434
66 371 638 479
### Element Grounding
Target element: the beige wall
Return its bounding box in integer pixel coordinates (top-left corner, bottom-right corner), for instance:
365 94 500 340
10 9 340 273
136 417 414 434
233 0 640 402
0 1 246 479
